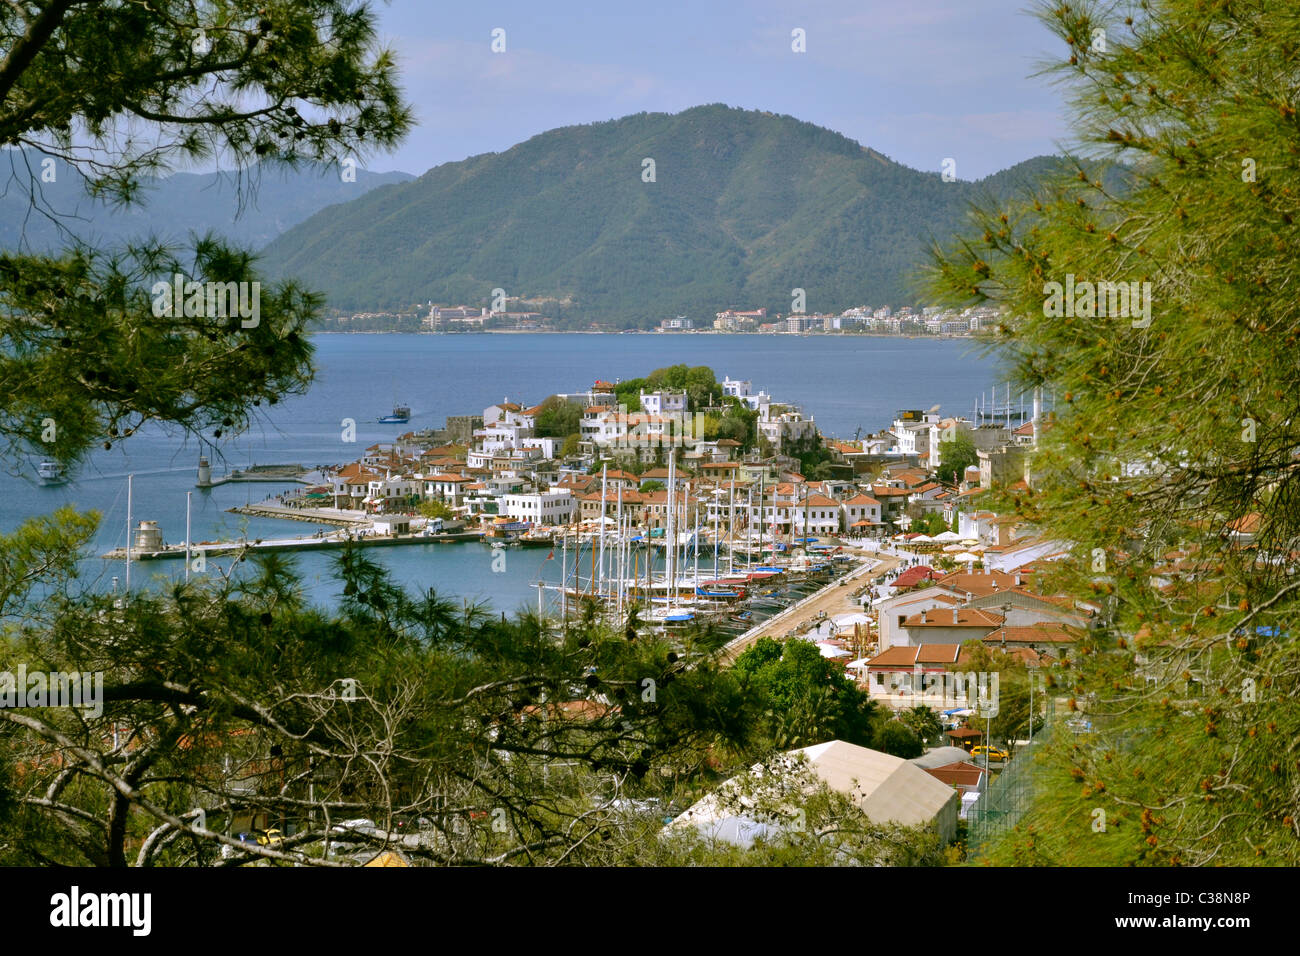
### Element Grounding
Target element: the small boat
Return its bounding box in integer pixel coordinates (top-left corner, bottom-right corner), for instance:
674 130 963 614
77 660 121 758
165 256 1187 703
516 528 556 548
37 460 68 485
695 587 741 600
378 404 411 424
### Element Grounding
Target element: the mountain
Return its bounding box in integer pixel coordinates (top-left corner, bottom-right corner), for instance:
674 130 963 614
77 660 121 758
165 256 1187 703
0 151 414 252
259 105 1072 322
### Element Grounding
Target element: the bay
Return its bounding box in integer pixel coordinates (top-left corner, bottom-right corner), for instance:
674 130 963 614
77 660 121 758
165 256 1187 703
3 332 1007 611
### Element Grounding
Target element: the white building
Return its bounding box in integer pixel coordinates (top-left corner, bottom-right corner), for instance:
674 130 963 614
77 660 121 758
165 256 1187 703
639 390 687 416
722 376 772 410
501 490 576 526
757 405 817 452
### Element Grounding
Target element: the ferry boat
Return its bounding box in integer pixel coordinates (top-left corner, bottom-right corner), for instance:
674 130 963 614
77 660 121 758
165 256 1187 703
378 404 411 424
37 460 67 485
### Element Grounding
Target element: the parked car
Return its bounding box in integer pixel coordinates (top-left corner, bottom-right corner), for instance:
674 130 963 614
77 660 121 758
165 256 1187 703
972 745 1010 763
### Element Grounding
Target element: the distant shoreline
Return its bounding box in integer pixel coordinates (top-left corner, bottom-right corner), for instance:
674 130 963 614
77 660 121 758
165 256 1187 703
310 329 971 340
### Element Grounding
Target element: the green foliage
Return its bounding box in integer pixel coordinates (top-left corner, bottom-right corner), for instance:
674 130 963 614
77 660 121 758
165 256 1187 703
612 378 644 412
927 0 1300 865
261 104 1071 320
898 706 943 745
937 432 978 485
533 395 581 438
0 545 765 866
0 507 99 624
2 1 412 205
0 240 318 469
733 637 878 749
560 434 581 457
639 480 665 493
875 720 923 759
785 435 834 477
908 511 952 537
416 499 454 521
1 0 411 472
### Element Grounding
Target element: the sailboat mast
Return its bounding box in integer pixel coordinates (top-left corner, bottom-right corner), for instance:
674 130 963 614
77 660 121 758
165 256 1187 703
665 454 676 608
693 502 700 590
185 490 192 584
598 462 608 602
728 483 735 575
616 481 624 618
713 490 720 580
125 473 133 595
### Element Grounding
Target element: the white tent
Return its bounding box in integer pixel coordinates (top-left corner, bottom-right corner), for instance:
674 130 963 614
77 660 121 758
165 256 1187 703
831 612 871 628
910 534 934 543
669 741 960 845
933 530 963 542
953 552 983 563
817 643 851 658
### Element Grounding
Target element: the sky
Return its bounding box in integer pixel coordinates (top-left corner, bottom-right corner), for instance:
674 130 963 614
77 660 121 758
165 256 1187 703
363 0 1071 181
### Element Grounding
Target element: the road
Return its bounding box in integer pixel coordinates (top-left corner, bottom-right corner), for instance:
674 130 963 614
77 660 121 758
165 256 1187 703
719 551 902 663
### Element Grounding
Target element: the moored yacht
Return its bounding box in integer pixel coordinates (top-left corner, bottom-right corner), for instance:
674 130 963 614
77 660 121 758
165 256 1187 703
37 460 67 485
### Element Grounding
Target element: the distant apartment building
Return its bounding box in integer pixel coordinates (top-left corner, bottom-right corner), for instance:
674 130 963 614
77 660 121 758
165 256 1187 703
785 314 823 333
714 308 766 330
424 304 487 327
659 316 694 331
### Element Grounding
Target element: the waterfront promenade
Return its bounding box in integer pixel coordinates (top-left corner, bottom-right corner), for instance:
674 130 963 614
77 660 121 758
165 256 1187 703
719 545 906 663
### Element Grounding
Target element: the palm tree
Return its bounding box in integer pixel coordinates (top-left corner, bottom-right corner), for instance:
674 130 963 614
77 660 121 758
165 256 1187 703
899 705 942 746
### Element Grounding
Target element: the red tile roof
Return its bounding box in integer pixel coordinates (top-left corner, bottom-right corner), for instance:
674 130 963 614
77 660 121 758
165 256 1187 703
866 644 966 668
891 566 940 588
924 761 987 788
982 624 1082 645
904 608 1004 628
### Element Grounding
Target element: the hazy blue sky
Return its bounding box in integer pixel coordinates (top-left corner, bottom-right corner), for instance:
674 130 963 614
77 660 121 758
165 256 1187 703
366 0 1070 180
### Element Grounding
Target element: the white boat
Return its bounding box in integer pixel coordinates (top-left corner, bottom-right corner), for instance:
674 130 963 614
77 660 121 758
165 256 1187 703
37 460 67 485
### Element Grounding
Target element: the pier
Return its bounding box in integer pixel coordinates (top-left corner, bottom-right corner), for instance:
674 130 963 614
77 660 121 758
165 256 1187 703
196 462 312 488
228 503 369 526
101 529 484 561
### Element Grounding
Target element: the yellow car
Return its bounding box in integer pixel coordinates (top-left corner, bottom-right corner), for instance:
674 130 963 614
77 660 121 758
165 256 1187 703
971 745 1010 763
256 828 284 847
